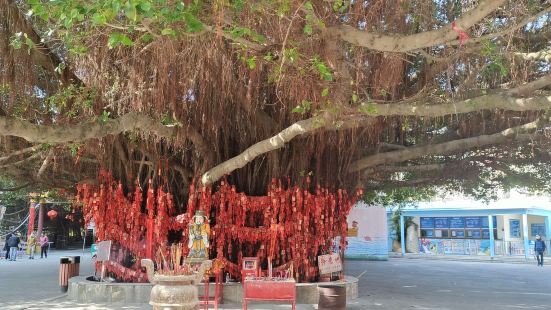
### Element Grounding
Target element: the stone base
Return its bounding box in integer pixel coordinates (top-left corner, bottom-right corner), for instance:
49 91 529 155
68 276 358 305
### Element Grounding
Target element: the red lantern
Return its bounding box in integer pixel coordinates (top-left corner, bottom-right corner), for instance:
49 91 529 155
47 210 58 220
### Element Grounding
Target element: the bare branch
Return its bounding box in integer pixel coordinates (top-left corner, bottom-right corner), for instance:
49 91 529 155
348 119 544 173
332 0 506 52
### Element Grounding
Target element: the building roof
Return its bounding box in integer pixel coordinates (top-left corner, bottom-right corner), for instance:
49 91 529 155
390 194 551 217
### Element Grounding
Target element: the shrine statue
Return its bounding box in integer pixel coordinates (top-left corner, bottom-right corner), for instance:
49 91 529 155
188 210 210 259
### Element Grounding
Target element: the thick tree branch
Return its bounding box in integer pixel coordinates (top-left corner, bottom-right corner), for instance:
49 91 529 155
363 163 447 175
0 182 34 191
200 115 376 185
0 145 41 163
360 92 551 117
0 112 177 143
514 50 551 62
36 149 54 179
332 0 506 52
348 119 544 173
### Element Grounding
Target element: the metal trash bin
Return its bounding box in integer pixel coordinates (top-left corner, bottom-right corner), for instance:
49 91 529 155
318 285 346 310
59 256 80 292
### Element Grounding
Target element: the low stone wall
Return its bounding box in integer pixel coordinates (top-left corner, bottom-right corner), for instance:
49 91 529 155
68 276 358 305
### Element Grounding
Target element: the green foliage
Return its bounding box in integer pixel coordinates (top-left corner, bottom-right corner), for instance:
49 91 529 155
311 56 333 81
23 0 206 52
9 32 35 54
108 32 134 49
363 187 437 208
229 27 265 43
480 40 508 78
358 103 379 115
100 110 111 123
291 100 311 114
160 113 182 127
46 85 96 118
276 0 290 18
68 143 81 157
284 48 299 63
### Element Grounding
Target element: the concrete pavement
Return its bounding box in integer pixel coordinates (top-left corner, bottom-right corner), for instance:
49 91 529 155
3 251 551 309
0 248 95 307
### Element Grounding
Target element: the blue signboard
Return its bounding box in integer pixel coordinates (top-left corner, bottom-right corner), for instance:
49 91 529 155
481 217 488 228
434 218 449 229
423 230 434 237
482 230 490 238
470 230 481 238
451 230 465 237
450 217 465 229
420 217 434 228
465 217 481 228
481 216 497 228
510 219 521 238
531 224 546 237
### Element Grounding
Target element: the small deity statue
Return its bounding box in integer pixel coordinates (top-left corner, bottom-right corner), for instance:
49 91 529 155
188 210 210 259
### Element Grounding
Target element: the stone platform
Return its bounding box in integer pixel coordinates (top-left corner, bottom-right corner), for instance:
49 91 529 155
68 276 358 304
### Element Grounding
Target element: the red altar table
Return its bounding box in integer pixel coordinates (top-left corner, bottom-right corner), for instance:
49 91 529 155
199 270 223 310
243 277 296 310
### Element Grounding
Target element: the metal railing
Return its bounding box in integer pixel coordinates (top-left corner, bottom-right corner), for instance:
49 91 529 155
419 239 551 256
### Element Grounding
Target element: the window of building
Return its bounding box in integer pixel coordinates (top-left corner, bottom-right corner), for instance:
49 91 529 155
509 219 521 238
421 229 434 237
531 224 546 237
451 230 465 238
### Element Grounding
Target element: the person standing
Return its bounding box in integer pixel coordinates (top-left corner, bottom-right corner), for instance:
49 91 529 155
39 232 49 258
4 231 14 259
28 233 36 259
534 234 546 267
7 232 21 261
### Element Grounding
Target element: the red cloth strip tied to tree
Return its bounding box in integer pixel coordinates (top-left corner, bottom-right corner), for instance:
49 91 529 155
75 171 361 283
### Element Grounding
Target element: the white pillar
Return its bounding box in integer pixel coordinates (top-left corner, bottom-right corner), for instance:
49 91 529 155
400 215 406 256
488 215 495 258
522 213 529 260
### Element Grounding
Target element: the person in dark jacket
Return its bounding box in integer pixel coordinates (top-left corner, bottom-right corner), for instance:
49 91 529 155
7 232 21 261
534 234 546 267
4 231 14 259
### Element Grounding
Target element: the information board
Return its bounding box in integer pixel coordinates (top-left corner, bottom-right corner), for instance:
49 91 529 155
451 230 465 237
531 224 546 237
434 218 449 229
481 216 497 228
510 219 521 238
96 240 112 261
465 217 481 228
318 253 342 274
450 217 465 229
470 230 481 238
420 217 434 228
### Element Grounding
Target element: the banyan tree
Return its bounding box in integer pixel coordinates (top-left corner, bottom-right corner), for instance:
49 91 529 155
3 0 551 279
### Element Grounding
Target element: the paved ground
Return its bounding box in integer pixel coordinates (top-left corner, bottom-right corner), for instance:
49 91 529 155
0 249 95 307
347 258 551 310
2 252 551 309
